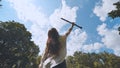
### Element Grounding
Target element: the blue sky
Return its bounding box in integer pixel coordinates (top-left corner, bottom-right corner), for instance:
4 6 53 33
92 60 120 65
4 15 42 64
0 0 120 56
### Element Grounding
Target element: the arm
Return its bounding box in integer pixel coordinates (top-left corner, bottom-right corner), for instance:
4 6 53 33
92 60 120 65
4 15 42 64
39 51 47 68
39 52 45 68
39 52 52 68
65 23 75 37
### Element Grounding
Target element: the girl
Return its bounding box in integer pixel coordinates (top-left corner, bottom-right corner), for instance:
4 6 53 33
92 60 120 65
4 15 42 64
39 23 74 68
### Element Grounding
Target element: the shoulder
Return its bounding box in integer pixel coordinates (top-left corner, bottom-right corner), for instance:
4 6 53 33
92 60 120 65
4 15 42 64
59 35 67 39
59 35 67 44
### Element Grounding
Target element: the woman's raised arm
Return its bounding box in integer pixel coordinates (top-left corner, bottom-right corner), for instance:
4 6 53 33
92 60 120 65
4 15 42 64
65 23 75 37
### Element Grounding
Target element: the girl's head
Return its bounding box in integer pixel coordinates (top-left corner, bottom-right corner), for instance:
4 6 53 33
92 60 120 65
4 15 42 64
45 28 60 56
48 28 59 39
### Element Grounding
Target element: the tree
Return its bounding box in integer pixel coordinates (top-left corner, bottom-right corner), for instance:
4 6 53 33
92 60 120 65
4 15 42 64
66 51 120 68
108 1 120 19
0 21 39 68
118 27 120 34
108 1 120 35
0 0 2 6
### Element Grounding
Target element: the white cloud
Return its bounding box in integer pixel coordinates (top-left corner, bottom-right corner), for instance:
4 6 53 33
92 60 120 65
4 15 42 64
9 0 117 56
49 0 78 30
8 0 49 27
82 43 104 53
8 0 81 55
8 0 50 54
93 0 119 21
97 23 120 56
67 29 87 55
67 29 104 55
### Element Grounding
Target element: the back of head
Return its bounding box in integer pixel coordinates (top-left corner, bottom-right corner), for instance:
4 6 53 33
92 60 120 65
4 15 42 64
48 28 59 39
45 28 60 57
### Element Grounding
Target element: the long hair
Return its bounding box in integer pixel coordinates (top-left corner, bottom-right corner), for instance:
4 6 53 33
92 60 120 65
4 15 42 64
45 28 61 57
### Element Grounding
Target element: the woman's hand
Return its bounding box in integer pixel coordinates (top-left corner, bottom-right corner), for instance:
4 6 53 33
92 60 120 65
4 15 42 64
71 22 75 28
71 22 75 26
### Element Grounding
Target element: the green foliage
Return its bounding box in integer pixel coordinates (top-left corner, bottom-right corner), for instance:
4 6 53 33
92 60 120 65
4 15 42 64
118 27 120 35
108 1 120 19
36 55 42 65
66 51 120 68
0 0 2 6
108 1 120 35
0 21 39 68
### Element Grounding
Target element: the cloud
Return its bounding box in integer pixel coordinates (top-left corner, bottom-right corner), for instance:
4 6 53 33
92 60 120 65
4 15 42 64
93 0 119 21
67 29 87 55
8 0 49 27
82 43 104 53
49 0 78 30
97 23 120 56
8 0 50 53
67 29 104 55
9 0 116 56
8 0 81 55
